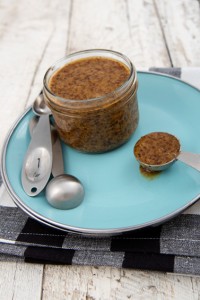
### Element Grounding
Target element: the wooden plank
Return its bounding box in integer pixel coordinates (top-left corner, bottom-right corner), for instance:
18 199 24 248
0 262 43 300
42 265 200 299
0 261 17 300
127 0 172 67
154 0 200 66
25 0 72 108
12 262 43 300
68 0 171 68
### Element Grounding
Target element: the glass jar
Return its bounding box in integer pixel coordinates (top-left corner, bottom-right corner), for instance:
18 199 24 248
43 49 139 153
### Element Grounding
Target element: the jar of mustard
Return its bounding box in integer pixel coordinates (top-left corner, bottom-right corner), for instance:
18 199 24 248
43 49 139 153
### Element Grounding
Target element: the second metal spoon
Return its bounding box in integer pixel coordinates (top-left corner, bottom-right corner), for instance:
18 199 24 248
21 93 52 196
29 115 84 209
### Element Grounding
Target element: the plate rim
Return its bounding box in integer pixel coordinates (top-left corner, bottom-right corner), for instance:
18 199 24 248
1 71 200 236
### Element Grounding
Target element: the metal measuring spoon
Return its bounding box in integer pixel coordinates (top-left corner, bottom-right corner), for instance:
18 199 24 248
21 92 52 196
44 126 84 209
29 116 57 154
33 91 52 115
134 132 200 172
29 109 84 209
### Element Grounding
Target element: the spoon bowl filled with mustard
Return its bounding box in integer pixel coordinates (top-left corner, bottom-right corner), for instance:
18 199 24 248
134 132 200 173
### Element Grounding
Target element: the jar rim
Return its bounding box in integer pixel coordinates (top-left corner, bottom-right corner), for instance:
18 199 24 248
43 49 137 105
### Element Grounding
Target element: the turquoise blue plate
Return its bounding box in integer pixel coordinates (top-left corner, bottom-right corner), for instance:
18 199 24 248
1 72 200 235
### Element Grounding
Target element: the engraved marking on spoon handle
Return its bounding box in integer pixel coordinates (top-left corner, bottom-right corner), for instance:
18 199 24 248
21 114 52 196
29 116 64 178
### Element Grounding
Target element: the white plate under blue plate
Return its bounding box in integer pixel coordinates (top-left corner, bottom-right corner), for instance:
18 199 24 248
1 72 200 235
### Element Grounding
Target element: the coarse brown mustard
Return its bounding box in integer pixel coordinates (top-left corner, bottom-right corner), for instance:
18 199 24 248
134 132 181 165
49 57 130 100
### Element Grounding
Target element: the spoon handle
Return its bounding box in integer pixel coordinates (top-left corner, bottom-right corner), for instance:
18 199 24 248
21 114 52 196
28 116 64 178
52 130 64 177
177 151 200 172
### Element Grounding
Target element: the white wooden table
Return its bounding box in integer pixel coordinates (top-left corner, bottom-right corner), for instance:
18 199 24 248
0 0 200 299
